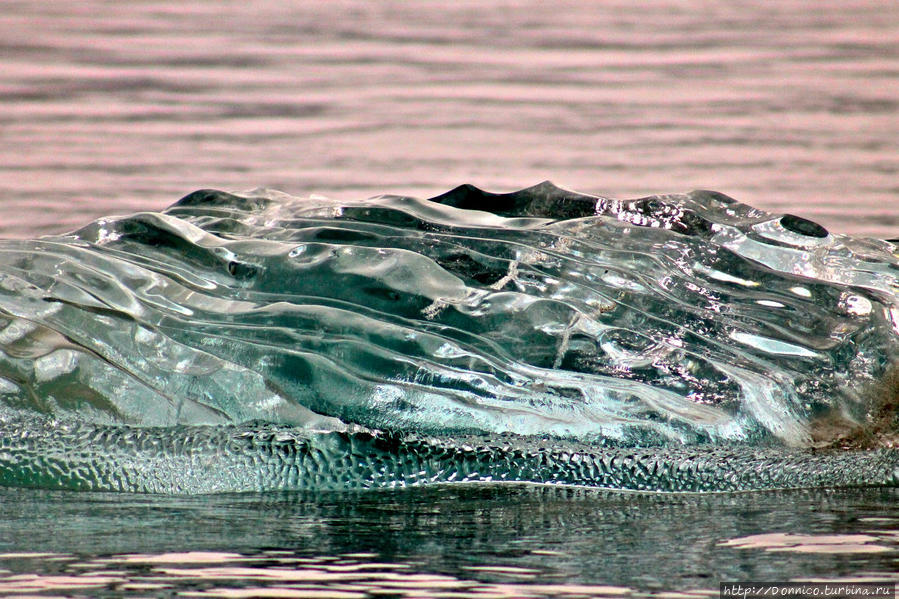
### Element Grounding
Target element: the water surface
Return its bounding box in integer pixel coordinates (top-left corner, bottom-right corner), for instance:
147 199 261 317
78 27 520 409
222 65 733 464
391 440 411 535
1 0 897 238
1 486 898 597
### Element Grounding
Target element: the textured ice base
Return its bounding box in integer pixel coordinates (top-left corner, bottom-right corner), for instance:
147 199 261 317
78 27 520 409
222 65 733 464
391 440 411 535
1 183 898 493
1 417 896 493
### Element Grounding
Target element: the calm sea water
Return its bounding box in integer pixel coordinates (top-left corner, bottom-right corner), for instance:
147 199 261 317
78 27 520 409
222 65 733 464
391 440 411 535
1 0 897 239
1 0 899 596
1 486 898 597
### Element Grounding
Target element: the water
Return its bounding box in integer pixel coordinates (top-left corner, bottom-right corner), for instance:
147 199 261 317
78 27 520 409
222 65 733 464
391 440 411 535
1 0 898 239
2 0 899 595
1 486 899 597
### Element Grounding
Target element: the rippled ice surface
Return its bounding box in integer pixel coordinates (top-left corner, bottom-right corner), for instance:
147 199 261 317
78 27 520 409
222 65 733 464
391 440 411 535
0 184 898 494
2 183 898 442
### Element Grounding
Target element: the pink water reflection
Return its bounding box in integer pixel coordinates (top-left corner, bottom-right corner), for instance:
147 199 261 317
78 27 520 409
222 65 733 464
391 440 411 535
1 0 897 238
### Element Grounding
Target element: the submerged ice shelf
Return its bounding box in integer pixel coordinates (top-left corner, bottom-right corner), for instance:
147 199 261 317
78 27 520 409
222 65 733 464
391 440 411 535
0 182 898 492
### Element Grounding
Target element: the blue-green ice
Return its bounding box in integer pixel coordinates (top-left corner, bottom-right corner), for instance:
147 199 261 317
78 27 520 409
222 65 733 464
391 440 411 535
1 183 897 492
